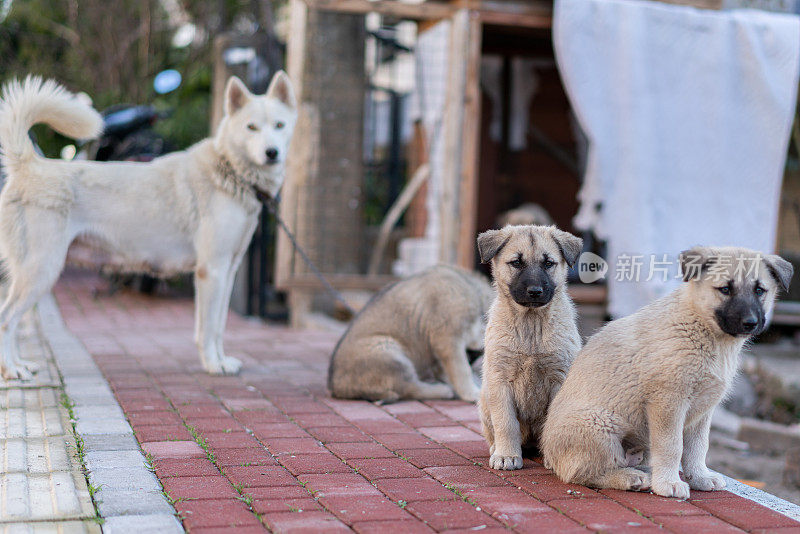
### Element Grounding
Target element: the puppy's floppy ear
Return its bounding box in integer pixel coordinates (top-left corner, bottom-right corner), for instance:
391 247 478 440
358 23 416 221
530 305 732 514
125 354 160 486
224 76 251 115
477 229 509 264
266 70 297 110
765 254 794 293
679 245 713 282
551 228 583 268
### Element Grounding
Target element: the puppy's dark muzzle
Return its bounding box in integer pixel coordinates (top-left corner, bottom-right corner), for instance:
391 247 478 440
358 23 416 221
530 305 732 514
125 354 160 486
510 267 555 308
715 298 765 337
511 285 554 308
740 315 759 334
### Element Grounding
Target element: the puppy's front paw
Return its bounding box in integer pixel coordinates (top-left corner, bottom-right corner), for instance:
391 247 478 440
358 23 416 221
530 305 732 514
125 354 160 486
652 478 690 499
687 471 726 491
490 452 523 470
220 356 243 375
620 468 651 491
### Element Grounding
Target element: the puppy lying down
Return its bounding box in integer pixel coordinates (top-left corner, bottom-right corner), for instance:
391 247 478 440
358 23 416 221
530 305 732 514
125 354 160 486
328 265 493 402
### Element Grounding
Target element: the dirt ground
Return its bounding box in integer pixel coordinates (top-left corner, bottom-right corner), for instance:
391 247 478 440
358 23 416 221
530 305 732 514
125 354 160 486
708 429 800 505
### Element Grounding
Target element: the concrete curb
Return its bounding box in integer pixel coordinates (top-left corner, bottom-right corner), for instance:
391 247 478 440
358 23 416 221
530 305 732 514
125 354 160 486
37 293 184 534
723 475 800 521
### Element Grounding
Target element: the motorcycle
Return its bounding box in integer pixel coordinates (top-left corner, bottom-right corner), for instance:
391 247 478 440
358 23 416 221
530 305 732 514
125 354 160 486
84 69 181 163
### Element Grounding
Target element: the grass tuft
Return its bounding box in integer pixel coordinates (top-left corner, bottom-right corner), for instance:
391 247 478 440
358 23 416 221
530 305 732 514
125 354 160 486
59 392 105 525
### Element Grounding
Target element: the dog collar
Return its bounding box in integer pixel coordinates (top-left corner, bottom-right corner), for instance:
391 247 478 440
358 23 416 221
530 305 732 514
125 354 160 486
214 156 273 204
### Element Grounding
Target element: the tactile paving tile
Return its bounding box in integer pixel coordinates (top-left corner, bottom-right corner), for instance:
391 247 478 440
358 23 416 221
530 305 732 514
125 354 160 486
0 520 101 533
0 307 97 527
2 437 73 474
0 321 60 391
0 389 59 410
0 406 66 440
0 471 94 521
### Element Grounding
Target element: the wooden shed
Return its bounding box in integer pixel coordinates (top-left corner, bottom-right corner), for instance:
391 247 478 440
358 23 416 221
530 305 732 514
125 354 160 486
273 0 763 326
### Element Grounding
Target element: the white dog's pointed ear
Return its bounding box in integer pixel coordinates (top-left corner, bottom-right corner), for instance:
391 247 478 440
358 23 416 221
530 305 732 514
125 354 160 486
551 228 583 268
266 70 297 110
477 229 509 264
224 76 251 115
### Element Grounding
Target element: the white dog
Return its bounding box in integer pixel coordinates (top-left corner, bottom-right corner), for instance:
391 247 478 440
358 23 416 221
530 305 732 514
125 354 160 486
0 72 297 379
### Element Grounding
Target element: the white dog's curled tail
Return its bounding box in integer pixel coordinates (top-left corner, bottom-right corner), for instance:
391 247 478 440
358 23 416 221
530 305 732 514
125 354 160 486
0 75 103 169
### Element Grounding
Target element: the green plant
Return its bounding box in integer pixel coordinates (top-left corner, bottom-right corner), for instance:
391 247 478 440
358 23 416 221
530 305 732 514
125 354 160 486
143 452 155 473
59 391 104 524
444 483 477 506
87 482 103 500
185 424 216 464
162 490 177 506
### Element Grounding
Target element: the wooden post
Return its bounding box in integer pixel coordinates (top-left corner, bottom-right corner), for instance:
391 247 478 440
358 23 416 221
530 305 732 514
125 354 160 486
456 12 482 268
276 0 312 326
210 34 231 135
275 0 309 290
439 9 471 265
277 0 368 327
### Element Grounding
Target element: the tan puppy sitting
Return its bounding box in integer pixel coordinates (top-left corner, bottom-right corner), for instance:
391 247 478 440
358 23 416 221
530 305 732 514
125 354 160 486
542 246 793 498
477 225 583 470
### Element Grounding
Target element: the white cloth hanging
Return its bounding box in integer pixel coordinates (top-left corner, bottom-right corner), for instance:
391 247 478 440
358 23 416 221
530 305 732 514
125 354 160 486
554 0 800 317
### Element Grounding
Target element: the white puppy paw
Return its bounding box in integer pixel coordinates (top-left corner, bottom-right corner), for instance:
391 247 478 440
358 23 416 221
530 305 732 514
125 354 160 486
652 478 691 499
19 359 40 373
2 364 33 381
687 471 726 491
219 356 243 375
490 452 523 470
203 355 243 375
457 384 481 403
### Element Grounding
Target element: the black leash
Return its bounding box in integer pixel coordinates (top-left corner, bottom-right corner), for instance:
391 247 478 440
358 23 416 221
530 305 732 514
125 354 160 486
259 192 356 316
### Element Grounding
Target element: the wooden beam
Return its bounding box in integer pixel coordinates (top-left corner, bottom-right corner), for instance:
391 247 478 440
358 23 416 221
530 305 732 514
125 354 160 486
304 0 554 28
646 0 722 8
456 12 483 268
281 273 398 291
478 9 551 29
567 284 607 305
455 0 552 28
439 9 471 265
302 0 454 20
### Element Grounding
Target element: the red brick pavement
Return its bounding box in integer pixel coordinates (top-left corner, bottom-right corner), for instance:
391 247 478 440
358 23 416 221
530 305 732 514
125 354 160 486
53 271 800 533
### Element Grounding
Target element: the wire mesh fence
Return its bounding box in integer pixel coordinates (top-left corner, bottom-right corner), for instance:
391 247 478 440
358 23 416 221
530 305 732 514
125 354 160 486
279 8 451 286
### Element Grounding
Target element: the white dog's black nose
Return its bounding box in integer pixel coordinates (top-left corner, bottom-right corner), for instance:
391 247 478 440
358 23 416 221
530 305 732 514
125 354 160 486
266 147 279 162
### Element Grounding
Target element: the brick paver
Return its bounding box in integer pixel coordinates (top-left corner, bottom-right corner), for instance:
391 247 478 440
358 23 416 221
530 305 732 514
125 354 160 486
51 270 800 533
